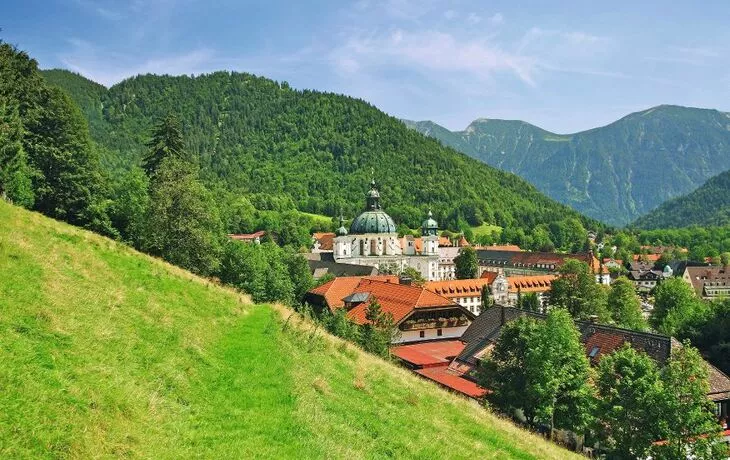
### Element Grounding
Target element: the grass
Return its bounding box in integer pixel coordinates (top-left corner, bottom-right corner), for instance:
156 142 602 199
0 201 578 459
470 222 503 238
299 211 333 226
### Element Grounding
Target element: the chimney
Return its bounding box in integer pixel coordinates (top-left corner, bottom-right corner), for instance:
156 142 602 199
588 315 599 323
399 276 412 286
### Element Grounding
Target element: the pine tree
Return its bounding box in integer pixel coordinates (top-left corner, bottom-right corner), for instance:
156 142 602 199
0 102 35 207
142 114 186 176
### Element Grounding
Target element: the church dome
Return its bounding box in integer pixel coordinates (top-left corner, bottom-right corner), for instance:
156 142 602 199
349 178 397 235
350 210 397 234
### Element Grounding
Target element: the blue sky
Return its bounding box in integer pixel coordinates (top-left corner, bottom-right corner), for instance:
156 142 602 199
3 0 729 133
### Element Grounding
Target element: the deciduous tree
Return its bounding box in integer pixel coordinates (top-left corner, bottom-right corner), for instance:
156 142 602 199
607 277 646 330
454 246 478 279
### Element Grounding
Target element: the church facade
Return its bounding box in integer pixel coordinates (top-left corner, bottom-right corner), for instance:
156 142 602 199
333 180 441 281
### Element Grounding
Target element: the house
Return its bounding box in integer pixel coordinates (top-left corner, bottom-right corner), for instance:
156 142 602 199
305 276 475 343
424 275 498 316
437 247 460 280
602 258 623 270
503 275 556 308
627 261 665 292
228 230 266 244
450 306 730 421
312 232 335 253
683 265 730 299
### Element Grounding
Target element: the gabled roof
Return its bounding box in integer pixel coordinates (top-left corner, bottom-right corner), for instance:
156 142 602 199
684 266 730 297
399 235 423 253
439 236 453 247
507 275 556 293
346 279 462 325
476 249 593 271
307 275 399 310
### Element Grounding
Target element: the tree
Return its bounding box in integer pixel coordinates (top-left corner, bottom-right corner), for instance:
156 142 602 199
142 114 186 176
721 252 730 266
481 285 493 311
654 342 726 460
0 102 35 207
651 277 707 336
285 249 314 303
400 266 425 286
548 259 609 321
518 292 540 312
607 277 646 330
594 345 666 459
359 298 398 358
481 309 594 434
454 246 478 279
108 166 149 246
142 157 223 275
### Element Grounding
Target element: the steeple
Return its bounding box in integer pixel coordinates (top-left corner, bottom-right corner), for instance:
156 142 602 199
421 209 439 236
365 178 381 210
335 214 348 236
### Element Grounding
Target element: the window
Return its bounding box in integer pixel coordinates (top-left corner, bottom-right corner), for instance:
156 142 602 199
437 328 443 337
419 330 425 338
589 346 600 358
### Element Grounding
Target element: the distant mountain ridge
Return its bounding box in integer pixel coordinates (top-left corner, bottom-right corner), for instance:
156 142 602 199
634 169 730 228
404 106 730 226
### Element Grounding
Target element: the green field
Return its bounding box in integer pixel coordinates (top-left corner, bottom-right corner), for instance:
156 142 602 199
300 211 334 226
0 201 577 459
470 222 503 238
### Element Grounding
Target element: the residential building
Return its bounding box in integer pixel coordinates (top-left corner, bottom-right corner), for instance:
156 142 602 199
683 265 730 299
476 249 610 285
627 261 665 292
305 276 475 344
312 232 335 253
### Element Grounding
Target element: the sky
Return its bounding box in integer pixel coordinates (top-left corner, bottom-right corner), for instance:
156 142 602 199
3 0 730 133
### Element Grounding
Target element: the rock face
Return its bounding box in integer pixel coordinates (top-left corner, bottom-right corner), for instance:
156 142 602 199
405 106 730 226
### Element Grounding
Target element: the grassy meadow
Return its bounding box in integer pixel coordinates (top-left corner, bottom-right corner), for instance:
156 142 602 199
0 201 577 459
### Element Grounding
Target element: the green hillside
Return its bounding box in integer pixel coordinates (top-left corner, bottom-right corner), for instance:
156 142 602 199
41 69 597 245
0 200 576 459
406 106 730 226
634 169 730 228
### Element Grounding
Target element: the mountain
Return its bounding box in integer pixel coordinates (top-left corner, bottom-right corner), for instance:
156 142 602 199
41 69 599 250
405 106 730 226
634 169 730 228
0 200 577 458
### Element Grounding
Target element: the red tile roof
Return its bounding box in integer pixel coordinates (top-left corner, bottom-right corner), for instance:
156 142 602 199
347 279 458 325
228 230 266 240
415 366 488 398
479 271 498 282
312 232 335 251
507 275 556 293
632 253 661 263
399 236 423 253
391 340 466 368
424 278 494 299
439 236 453 247
308 275 399 310
583 330 626 364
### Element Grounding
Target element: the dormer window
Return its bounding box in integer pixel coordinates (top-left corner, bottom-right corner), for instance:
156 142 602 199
589 346 600 358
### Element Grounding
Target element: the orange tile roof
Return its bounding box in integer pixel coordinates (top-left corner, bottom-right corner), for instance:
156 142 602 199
308 275 399 310
228 230 265 240
479 271 498 282
415 366 488 398
347 278 458 325
584 331 625 364
488 244 522 251
312 232 335 251
399 236 423 253
391 340 465 368
632 253 661 262
424 278 493 299
507 275 556 293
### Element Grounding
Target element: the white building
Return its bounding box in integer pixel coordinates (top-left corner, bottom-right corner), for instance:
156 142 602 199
333 179 441 281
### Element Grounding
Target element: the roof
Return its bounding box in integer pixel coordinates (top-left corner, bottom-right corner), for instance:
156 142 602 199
346 279 462 325
424 278 494 298
480 271 498 282
483 244 522 252
399 235 423 253
415 366 488 398
507 275 556 293
476 249 594 271
439 236 453 247
228 230 265 240
671 339 730 402
683 266 730 297
312 232 335 251
391 340 465 368
350 210 397 234
306 275 399 310
633 253 662 263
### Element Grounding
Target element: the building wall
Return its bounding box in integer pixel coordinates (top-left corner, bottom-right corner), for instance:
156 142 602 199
334 253 442 281
394 325 469 343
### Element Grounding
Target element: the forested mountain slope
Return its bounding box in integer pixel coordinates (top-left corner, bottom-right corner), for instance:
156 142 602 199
42 69 597 240
405 106 730 226
634 169 730 228
0 200 577 459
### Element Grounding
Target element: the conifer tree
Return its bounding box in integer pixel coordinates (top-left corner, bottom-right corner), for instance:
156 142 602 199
142 114 186 176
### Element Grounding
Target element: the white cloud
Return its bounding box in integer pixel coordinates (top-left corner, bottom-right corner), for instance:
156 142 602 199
330 29 537 86
489 13 504 25
444 10 457 20
466 13 481 25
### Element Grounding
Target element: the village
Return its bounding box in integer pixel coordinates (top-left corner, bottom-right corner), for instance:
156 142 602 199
231 179 730 453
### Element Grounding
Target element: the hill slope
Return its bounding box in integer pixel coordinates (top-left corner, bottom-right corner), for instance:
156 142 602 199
41 69 596 238
406 106 730 226
0 200 576 458
634 169 730 228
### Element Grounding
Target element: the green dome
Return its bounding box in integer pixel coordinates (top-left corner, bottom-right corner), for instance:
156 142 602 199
421 210 438 236
350 210 397 234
